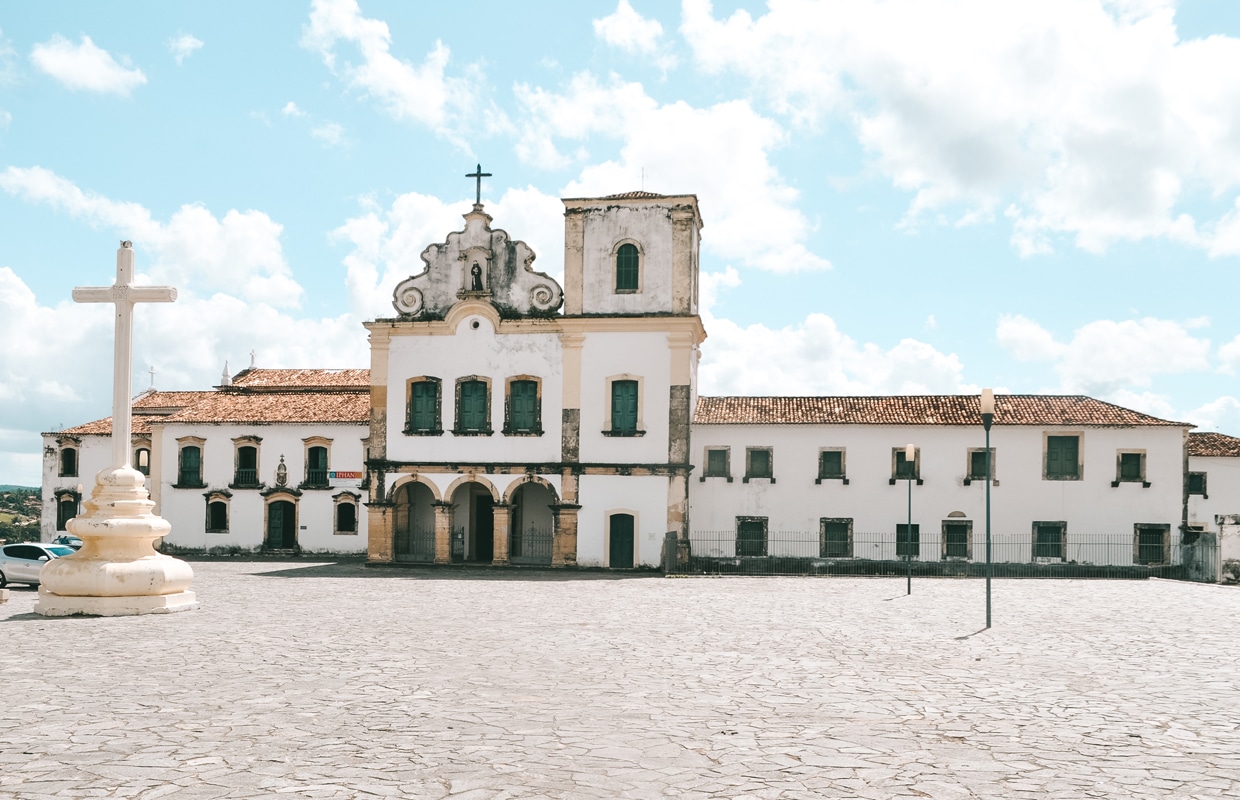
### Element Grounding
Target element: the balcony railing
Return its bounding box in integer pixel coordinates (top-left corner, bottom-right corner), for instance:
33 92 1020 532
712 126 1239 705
232 468 259 487
304 469 329 486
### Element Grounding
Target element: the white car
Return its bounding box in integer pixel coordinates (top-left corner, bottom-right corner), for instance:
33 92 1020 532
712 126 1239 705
0 543 76 588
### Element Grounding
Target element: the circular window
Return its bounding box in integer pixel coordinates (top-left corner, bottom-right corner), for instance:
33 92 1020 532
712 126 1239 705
471 320 481 330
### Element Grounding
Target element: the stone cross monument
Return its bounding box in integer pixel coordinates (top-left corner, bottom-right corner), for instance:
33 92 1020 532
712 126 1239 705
35 241 198 617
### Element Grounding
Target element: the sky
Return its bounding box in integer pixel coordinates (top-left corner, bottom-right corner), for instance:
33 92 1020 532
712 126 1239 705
2 0 1240 485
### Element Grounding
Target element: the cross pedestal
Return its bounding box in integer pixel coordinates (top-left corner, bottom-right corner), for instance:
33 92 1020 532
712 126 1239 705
36 242 198 617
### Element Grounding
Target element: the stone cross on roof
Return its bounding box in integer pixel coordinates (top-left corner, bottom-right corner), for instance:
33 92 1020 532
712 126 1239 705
465 163 491 205
72 241 177 470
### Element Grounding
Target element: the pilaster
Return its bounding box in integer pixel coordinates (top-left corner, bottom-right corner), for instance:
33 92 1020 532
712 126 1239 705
367 502 394 563
551 503 581 566
492 502 513 565
433 501 453 564
563 209 585 314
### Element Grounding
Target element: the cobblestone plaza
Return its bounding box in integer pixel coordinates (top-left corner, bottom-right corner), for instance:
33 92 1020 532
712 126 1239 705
2 562 1239 799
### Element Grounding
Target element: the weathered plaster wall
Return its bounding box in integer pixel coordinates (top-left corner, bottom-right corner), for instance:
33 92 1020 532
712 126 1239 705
1188 455 1240 532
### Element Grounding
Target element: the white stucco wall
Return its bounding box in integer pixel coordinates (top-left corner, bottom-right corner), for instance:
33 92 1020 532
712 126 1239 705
1187 455 1240 532
578 204 678 315
688 423 1188 564
577 331 672 465
384 314 564 465
576 474 671 567
41 433 153 541
155 422 368 553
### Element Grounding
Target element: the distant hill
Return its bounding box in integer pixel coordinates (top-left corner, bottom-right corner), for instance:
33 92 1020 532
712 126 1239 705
0 486 40 543
0 485 37 492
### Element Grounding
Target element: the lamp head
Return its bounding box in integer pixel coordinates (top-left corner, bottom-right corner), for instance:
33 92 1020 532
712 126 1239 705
904 443 915 461
980 388 995 415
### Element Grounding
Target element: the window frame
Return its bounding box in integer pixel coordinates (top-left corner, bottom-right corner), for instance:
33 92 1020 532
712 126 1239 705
502 376 543 436
302 436 332 489
603 375 645 437
58 440 79 478
1032 520 1066 561
1133 523 1170 566
816 448 847 484
613 240 643 294
1043 432 1083 481
736 516 768 557
890 447 922 485
205 490 231 534
941 519 973 560
230 436 262 489
964 447 996 485
333 491 360 535
1112 449 1149 488
405 376 444 436
701 447 732 481
820 517 853 558
175 437 207 489
1187 471 1207 498
133 441 152 476
743 447 774 483
453 376 493 436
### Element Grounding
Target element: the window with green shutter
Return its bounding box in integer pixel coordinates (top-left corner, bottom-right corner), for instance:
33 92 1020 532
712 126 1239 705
819 450 844 479
736 517 767 557
821 519 852 557
1188 472 1207 495
1118 452 1143 481
179 446 202 486
746 448 772 480
615 243 639 292
611 380 638 433
1045 435 1080 479
705 448 729 477
407 379 441 434
896 523 920 558
506 379 540 434
968 449 993 480
457 380 489 433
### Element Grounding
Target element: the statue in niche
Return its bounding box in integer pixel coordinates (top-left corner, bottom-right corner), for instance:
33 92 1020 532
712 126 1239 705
470 262 484 292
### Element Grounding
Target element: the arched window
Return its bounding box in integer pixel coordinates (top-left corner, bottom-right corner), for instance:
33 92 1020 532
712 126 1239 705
179 445 203 486
504 378 541 435
615 243 639 292
59 447 78 477
306 446 328 486
134 447 151 476
207 499 229 532
336 501 357 534
455 378 491 434
56 494 78 531
406 377 443 435
234 445 258 486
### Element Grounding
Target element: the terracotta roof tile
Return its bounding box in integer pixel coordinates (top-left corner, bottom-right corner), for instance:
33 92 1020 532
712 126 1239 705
601 190 665 199
694 395 1190 427
229 368 370 390
162 392 368 425
1188 431 1240 457
53 392 216 436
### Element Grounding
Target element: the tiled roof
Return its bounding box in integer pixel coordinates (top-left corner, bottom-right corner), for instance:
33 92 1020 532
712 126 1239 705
1188 431 1240 457
161 392 368 425
694 395 1191 427
601 191 665 199
228 368 370 390
52 392 215 436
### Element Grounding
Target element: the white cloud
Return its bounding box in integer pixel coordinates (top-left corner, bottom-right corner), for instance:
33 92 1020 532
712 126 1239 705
0 166 301 307
282 101 307 118
680 0 1240 258
30 34 146 96
1185 396 1240 433
0 27 17 85
996 313 1211 395
696 271 968 396
331 187 564 320
311 121 346 147
0 109 10 129
166 33 203 65
300 0 501 142
594 1 677 69
516 73 829 273
1218 333 1240 374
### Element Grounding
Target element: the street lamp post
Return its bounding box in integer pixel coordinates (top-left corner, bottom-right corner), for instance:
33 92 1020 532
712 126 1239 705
980 389 995 628
905 442 915 596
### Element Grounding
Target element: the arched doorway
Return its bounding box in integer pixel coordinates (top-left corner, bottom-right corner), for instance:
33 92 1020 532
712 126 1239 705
266 500 297 549
450 482 494 562
510 482 554 565
609 513 635 569
393 481 436 562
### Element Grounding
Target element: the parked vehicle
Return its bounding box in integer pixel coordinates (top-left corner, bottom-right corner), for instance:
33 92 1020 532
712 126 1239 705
52 535 83 550
0 542 76 588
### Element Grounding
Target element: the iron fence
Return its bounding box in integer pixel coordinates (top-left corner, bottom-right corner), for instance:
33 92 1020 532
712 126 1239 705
509 527 553 566
673 530 1219 581
394 524 436 563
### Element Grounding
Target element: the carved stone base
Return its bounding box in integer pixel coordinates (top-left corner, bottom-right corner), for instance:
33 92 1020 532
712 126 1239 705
35 466 196 618
35 589 198 617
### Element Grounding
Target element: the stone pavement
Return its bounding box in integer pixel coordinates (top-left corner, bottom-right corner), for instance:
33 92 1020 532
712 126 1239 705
2 563 1239 799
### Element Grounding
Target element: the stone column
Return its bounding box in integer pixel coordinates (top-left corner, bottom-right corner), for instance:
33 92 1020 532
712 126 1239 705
551 503 582 566
366 502 394 563
492 503 513 565
433 501 453 564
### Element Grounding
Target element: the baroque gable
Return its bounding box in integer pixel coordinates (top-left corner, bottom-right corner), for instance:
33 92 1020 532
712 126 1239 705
391 204 563 320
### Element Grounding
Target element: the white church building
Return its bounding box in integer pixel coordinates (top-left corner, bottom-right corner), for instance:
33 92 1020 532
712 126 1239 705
40 190 1235 573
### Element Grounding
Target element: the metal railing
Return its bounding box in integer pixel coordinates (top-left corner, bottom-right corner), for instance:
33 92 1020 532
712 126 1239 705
510 527 553 566
232 468 258 486
305 469 328 486
395 525 436 563
672 530 1219 581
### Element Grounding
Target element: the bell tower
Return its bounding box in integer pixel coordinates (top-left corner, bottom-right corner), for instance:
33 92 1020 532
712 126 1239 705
562 191 702 316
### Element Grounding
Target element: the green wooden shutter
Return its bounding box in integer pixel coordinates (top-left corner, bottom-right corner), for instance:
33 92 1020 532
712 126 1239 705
181 446 201 485
612 380 638 432
615 244 639 292
706 449 728 476
509 380 538 432
819 451 843 478
1047 436 1079 478
459 381 488 431
410 381 439 432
